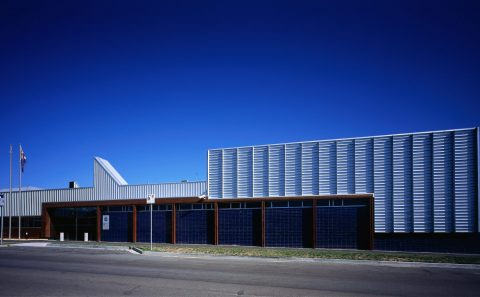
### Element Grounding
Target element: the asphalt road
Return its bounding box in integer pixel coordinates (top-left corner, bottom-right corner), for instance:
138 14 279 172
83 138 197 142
0 246 479 296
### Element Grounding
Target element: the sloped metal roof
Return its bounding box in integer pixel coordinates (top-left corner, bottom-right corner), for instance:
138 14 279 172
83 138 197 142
94 157 128 185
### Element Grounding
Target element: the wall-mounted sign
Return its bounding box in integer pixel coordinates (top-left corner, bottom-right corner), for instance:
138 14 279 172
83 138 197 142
102 215 110 230
147 194 155 204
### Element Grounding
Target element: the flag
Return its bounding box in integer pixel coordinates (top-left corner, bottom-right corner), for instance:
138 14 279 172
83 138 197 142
20 146 27 173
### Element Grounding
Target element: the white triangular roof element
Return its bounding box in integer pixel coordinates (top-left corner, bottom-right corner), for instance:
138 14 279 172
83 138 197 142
94 157 128 185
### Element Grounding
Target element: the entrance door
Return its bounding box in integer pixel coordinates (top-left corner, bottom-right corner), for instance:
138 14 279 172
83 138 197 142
50 207 97 241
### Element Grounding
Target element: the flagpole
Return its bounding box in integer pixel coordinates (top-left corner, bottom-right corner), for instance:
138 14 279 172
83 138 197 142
18 145 21 239
9 145 12 239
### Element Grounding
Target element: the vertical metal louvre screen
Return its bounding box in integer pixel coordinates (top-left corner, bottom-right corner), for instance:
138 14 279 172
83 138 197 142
301 142 319 195
433 132 454 232
207 128 478 233
285 144 302 196
413 134 433 232
253 146 269 197
237 148 253 198
454 130 477 232
393 135 413 232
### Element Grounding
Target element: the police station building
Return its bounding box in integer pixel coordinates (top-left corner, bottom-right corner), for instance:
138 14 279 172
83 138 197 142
1 127 479 253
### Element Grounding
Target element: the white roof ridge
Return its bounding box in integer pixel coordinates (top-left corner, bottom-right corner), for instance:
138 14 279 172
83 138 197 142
94 157 128 185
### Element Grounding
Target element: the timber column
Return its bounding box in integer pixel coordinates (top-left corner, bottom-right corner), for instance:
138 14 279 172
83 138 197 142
41 206 51 239
312 199 317 249
96 206 101 242
171 204 176 244
214 203 219 245
132 205 137 243
261 201 266 247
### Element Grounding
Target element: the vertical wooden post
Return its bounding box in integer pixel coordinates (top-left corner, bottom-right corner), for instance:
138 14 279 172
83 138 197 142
41 206 51 239
261 201 265 247
171 203 176 244
214 202 219 245
132 205 137 243
369 196 374 250
312 199 317 249
96 206 101 242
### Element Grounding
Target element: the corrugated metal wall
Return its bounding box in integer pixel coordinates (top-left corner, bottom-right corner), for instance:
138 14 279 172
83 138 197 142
301 142 319 195
374 136 393 233
268 145 285 197
393 135 413 233
412 134 433 232
253 146 269 197
1 157 206 217
237 147 253 198
319 141 337 194
208 128 479 233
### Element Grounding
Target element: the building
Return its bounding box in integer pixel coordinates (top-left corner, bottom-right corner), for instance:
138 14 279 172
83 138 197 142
1 127 479 252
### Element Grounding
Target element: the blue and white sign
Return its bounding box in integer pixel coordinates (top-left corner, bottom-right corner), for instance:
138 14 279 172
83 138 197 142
102 215 109 230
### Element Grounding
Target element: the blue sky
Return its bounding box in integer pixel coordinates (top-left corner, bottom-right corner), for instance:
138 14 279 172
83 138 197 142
0 1 478 189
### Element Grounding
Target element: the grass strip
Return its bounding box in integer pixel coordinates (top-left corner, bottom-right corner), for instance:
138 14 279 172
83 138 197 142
33 240 480 264
135 244 480 264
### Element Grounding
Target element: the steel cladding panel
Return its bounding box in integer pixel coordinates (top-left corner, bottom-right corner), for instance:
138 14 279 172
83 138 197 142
208 150 222 198
354 138 374 193
268 145 285 196
454 130 477 232
301 142 319 195
285 143 302 196
412 134 433 232
433 132 454 232
253 146 269 197
393 135 413 232
337 140 355 194
319 141 337 194
374 137 393 233
119 182 206 200
222 149 237 198
237 147 253 198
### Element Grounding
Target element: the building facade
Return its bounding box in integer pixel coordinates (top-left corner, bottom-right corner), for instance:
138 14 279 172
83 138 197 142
1 127 478 252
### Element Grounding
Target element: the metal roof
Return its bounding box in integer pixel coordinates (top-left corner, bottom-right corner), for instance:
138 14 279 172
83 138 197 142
1 157 206 217
94 157 128 185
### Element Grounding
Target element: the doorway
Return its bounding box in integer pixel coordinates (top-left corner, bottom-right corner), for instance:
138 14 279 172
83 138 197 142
49 207 97 241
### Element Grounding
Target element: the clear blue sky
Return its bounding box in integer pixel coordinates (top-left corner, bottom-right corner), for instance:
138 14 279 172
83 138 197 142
0 1 478 189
